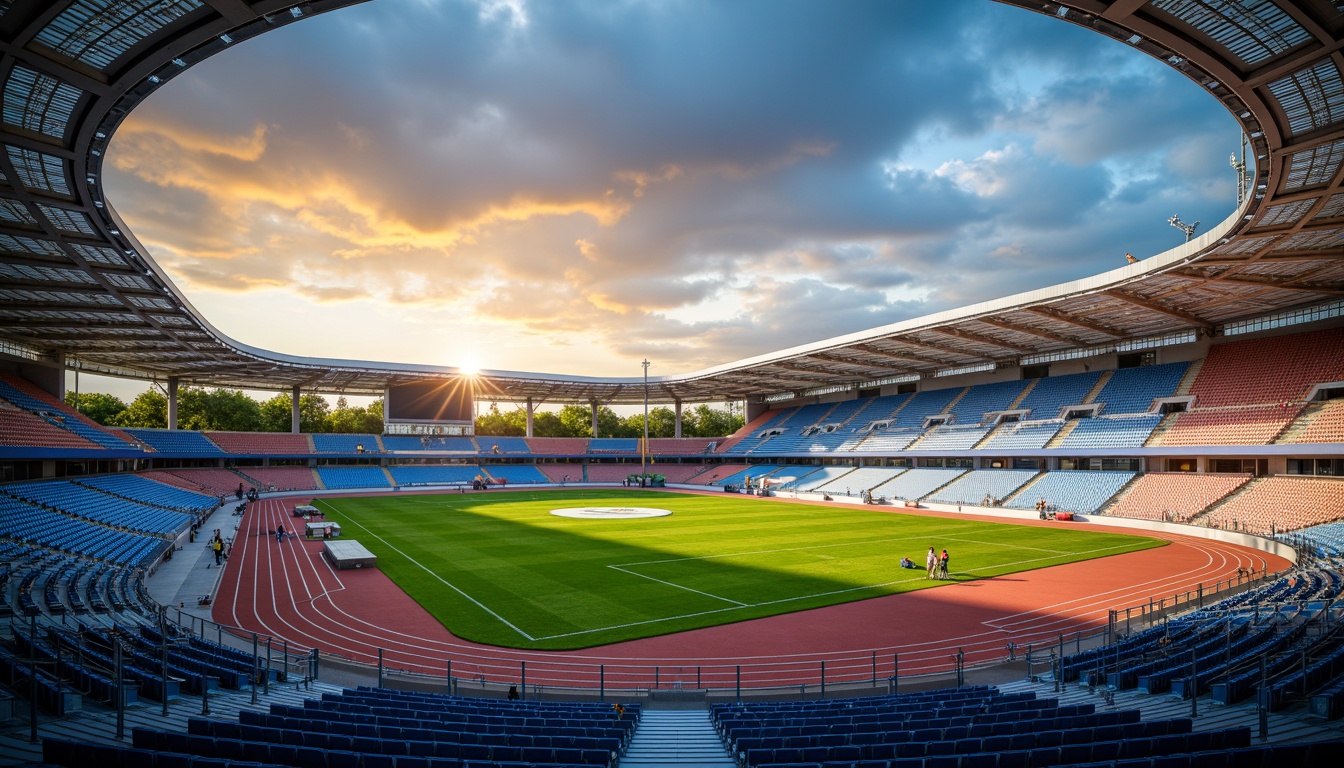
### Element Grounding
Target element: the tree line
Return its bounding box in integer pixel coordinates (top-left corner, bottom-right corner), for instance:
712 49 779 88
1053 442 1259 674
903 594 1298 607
66 389 744 438
474 402 743 438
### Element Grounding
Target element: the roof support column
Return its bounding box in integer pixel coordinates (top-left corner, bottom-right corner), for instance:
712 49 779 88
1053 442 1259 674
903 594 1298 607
291 385 301 434
590 400 599 438
674 399 682 438
525 398 534 438
167 376 179 431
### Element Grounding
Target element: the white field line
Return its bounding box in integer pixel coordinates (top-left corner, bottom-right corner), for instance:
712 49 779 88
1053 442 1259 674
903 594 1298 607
308 497 1148 645
605 565 747 606
541 541 1151 642
319 500 537 642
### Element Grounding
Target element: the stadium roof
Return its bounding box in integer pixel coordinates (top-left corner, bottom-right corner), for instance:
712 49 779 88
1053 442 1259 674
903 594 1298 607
0 0 1342 405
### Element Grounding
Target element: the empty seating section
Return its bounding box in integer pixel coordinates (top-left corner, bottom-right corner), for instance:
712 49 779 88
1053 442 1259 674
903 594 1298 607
913 423 993 451
709 685 1319 768
1093 362 1188 414
982 420 1062 450
647 437 715 454
1059 413 1163 448
844 393 912 431
811 467 907 495
588 438 638 453
1015 370 1102 419
580 462 642 481
851 427 922 453
5 481 192 536
0 374 135 450
684 464 750 485
526 437 590 454
1295 398 1344 443
0 406 99 449
423 436 479 451
76 475 217 514
37 685 642 768
788 465 854 490
315 467 390 490
379 435 429 451
478 436 531 453
206 431 311 454
387 465 483 486
1163 404 1302 446
123 429 224 455
311 433 380 452
1006 470 1135 513
533 464 583 483
927 469 1039 506
726 408 801 453
760 466 824 488
1199 476 1344 534
1106 472 1250 523
1295 521 1344 559
1188 327 1344 408
949 379 1030 422
239 467 317 492
873 467 966 500
480 465 551 484
148 469 255 495
647 464 711 483
0 495 166 566
710 465 791 487
891 388 963 429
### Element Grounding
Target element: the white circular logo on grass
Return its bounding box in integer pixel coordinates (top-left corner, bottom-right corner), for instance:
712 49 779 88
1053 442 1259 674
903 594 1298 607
550 507 672 519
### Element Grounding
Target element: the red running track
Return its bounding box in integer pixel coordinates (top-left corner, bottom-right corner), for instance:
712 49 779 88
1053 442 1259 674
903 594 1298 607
214 491 1290 690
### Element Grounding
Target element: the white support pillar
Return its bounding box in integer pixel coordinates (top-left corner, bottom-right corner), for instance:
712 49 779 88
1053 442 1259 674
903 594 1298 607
291 385 301 434
167 376 179 430
590 401 600 438
525 398 534 438
674 399 683 439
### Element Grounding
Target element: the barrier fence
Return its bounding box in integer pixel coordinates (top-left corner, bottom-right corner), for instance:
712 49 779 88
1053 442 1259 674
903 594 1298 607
140 562 1287 700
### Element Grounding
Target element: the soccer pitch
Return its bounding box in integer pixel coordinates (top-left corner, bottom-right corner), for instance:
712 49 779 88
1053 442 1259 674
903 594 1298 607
313 490 1163 650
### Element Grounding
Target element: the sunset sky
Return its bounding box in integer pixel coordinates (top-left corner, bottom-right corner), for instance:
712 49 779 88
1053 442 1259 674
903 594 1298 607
93 0 1243 400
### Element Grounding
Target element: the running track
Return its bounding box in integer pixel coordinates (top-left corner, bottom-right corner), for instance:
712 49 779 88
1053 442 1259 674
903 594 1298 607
214 491 1290 689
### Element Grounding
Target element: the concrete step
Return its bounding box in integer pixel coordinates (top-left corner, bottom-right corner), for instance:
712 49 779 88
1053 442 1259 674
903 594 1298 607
620 709 735 767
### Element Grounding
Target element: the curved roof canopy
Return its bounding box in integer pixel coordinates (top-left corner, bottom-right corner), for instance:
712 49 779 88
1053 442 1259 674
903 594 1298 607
0 0 1342 404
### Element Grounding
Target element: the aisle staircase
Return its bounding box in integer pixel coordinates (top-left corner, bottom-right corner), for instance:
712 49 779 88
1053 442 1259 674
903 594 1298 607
619 709 735 768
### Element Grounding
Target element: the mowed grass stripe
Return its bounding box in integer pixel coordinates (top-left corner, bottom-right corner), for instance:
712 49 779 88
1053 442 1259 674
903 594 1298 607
313 490 1163 649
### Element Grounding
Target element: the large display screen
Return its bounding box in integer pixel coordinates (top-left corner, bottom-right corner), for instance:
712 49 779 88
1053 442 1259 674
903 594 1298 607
386 379 474 422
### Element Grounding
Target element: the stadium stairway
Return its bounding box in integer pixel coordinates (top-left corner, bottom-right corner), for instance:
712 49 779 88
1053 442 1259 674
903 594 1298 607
620 709 735 768
1043 417 1081 448
1082 369 1114 404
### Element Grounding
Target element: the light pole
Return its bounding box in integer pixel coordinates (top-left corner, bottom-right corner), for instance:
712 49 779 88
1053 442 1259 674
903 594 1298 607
641 359 650 476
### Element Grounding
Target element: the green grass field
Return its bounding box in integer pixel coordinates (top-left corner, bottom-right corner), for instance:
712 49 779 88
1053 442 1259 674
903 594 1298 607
313 490 1163 649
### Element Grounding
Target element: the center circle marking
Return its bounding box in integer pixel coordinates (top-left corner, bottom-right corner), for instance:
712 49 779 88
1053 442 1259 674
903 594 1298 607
549 506 673 519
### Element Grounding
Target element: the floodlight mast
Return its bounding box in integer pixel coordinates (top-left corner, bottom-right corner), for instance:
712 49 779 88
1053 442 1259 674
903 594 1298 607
1168 214 1199 242
642 359 650 475
1230 134 1250 205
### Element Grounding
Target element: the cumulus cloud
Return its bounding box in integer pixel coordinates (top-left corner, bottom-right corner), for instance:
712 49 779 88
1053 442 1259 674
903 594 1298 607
103 0 1243 376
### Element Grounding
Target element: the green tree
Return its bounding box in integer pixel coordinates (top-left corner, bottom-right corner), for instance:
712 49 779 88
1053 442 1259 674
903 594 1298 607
556 404 594 437
177 387 262 431
298 393 330 433
64 391 127 425
476 403 527 436
328 396 384 434
111 389 167 428
259 393 292 432
686 403 743 437
530 411 567 437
